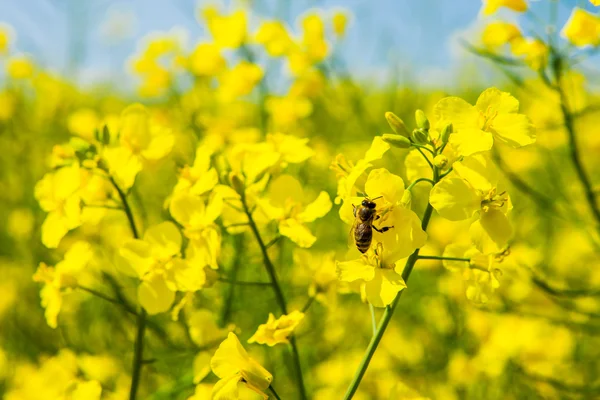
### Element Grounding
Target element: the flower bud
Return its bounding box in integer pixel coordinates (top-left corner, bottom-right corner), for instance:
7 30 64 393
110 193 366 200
411 128 429 144
440 123 453 145
415 109 430 130
384 112 410 137
229 173 245 196
382 133 411 149
400 190 412 208
433 154 449 169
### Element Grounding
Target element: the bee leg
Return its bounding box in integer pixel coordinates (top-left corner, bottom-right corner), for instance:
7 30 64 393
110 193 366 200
352 204 357 217
375 215 381 220
373 225 394 233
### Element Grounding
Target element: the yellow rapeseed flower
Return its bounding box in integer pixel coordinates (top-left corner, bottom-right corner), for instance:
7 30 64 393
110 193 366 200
248 311 305 346
254 21 293 56
482 21 521 48
430 154 513 252
0 23 13 55
35 163 82 248
217 61 264 102
481 0 527 16
510 37 548 70
67 108 100 141
33 242 93 328
561 7 600 47
202 7 247 49
210 333 273 399
6 55 34 79
434 87 535 156
332 11 349 37
188 42 226 76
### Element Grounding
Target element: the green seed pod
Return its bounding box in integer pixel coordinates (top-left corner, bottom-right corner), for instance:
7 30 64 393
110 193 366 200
382 133 411 148
400 190 412 208
440 123 453 145
411 128 429 144
384 112 410 137
433 154 449 169
415 109 430 130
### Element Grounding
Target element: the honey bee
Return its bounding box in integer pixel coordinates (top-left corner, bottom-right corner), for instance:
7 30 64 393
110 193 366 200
351 197 393 253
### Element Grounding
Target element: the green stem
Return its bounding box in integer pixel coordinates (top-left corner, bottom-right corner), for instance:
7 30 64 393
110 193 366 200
240 191 308 400
417 255 470 262
301 296 316 313
406 178 435 192
552 57 600 229
343 202 435 399
217 277 272 287
108 176 146 400
129 309 147 400
269 385 283 400
77 285 138 316
343 164 440 399
368 304 377 335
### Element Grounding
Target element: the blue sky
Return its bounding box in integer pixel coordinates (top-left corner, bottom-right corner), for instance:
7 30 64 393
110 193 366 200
0 0 593 90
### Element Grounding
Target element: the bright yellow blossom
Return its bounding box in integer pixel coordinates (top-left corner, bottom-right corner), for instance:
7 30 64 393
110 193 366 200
248 311 305 346
259 174 332 247
254 21 293 56
172 144 219 196
33 242 93 328
482 22 521 48
337 169 427 307
510 37 548 70
481 0 527 16
561 8 600 47
266 95 313 127
217 61 264 102
67 108 100 141
35 163 82 248
188 42 226 76
169 192 222 269
103 103 174 189
332 11 349 37
430 154 513 252
434 87 535 156
202 7 247 49
6 55 34 79
0 23 13 54
210 332 273 400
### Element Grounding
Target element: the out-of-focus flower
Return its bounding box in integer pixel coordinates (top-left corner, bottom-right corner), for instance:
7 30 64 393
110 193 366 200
7 208 35 240
481 0 527 16
254 21 293 56
67 108 100 141
0 91 16 121
434 87 535 156
332 11 349 37
0 23 13 54
482 22 521 48
173 144 219 196
6 55 34 79
169 192 222 269
202 7 247 49
294 249 339 305
259 174 331 247
33 242 93 328
188 42 226 76
103 103 174 189
266 95 313 127
35 163 82 248
561 8 600 47
217 61 263 102
210 333 272 399
430 154 513 252
248 311 305 346
510 37 548 70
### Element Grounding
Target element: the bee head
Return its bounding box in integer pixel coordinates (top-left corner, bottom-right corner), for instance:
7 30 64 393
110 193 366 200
362 199 377 209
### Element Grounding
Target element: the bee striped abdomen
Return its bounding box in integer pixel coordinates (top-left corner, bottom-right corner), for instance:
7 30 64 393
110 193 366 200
355 223 373 253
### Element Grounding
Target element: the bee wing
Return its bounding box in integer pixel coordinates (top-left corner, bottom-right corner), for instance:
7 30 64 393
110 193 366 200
348 218 358 249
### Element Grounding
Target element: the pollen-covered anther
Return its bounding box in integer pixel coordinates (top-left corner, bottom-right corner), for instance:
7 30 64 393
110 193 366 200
481 188 508 212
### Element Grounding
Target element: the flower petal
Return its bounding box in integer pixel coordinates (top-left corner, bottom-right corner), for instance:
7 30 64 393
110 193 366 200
475 87 519 114
430 177 481 221
336 258 375 282
298 191 332 222
365 168 405 204
453 155 498 193
490 113 536 148
364 268 407 307
279 218 316 248
434 97 479 131
138 275 175 315
448 128 494 156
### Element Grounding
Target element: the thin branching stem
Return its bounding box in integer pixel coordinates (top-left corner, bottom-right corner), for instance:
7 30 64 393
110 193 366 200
108 176 146 400
77 285 138 316
417 255 470 262
240 190 308 400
